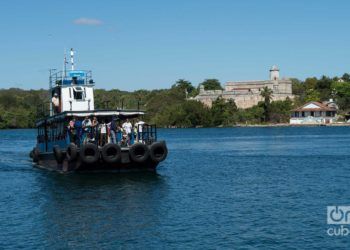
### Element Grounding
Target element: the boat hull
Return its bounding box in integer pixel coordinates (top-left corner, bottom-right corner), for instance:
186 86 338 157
34 150 159 173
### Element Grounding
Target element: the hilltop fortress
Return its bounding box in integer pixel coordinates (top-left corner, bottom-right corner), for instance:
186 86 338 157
193 66 293 109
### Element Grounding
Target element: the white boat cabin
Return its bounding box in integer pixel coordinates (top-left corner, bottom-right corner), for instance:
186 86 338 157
50 70 95 115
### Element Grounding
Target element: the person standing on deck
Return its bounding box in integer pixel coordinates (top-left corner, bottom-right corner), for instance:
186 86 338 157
99 120 107 146
52 93 60 114
91 116 99 144
74 118 83 146
67 118 76 143
110 116 118 144
82 116 92 143
122 118 133 146
134 119 145 142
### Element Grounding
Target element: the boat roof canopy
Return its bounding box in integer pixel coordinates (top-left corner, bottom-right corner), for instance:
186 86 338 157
36 109 145 126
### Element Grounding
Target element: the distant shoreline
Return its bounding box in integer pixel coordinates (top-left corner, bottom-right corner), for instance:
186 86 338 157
232 123 350 128
163 123 350 128
1 123 350 130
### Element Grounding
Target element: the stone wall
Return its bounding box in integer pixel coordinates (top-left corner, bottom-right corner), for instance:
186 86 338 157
193 78 293 109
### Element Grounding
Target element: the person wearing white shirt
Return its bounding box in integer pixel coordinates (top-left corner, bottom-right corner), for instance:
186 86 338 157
99 120 107 146
82 116 92 144
122 119 133 146
51 93 60 114
134 120 145 142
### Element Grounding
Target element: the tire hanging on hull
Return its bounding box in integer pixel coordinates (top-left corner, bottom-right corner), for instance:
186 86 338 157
101 143 122 164
32 148 39 163
129 143 150 163
66 143 78 162
80 143 99 165
53 145 64 164
149 141 168 163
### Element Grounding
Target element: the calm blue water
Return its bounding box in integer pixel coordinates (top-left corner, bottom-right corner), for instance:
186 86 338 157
0 127 349 249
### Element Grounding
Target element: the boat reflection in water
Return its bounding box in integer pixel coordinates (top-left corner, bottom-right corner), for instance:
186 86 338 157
36 171 168 248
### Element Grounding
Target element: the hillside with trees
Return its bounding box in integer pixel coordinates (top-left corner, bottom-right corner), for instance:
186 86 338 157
1 74 350 129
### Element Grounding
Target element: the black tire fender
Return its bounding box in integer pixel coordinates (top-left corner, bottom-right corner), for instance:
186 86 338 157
149 141 168 162
101 143 121 164
53 145 64 164
33 148 40 163
80 143 99 165
129 143 150 163
66 143 78 162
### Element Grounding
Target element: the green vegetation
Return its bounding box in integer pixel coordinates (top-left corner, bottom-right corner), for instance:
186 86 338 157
1 73 350 128
0 88 48 129
260 86 274 122
200 79 223 90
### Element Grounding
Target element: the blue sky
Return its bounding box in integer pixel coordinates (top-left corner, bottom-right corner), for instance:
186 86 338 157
0 0 349 90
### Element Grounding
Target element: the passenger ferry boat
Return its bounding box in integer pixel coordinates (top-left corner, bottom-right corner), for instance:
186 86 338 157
29 49 168 172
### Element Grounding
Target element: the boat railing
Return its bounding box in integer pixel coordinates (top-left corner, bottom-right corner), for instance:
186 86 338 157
138 124 157 145
49 70 93 89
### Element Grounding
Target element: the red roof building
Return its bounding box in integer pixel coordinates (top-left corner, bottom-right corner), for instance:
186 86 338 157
290 101 338 125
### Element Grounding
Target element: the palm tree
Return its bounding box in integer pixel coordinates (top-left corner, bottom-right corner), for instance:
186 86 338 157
260 87 273 122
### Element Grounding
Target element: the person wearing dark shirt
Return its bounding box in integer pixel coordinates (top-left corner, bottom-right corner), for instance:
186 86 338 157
67 118 76 143
91 116 99 144
110 116 118 144
74 118 83 146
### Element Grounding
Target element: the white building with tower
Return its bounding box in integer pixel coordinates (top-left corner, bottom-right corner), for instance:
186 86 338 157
193 66 293 109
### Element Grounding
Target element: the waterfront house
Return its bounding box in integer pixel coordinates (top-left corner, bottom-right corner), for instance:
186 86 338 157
290 100 338 125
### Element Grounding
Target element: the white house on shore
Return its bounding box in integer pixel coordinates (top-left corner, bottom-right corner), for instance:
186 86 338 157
290 100 338 125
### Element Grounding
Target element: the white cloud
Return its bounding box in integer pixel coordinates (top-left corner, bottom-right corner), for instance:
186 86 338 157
73 18 103 26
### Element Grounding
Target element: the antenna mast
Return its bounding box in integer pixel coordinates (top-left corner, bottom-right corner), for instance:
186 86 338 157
70 48 75 70
63 49 67 78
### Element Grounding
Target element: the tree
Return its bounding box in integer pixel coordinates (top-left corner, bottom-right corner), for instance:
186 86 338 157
305 89 321 102
269 98 293 123
331 81 350 110
304 77 318 90
210 97 239 126
291 78 305 96
342 73 350 82
211 97 227 126
200 79 223 90
260 87 273 122
237 105 264 124
172 79 198 98
172 79 194 92
316 75 332 100
222 99 238 125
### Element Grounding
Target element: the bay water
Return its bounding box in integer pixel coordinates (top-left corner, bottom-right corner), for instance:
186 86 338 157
0 127 349 249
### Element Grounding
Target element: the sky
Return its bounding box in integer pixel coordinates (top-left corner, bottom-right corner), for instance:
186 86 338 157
0 0 349 90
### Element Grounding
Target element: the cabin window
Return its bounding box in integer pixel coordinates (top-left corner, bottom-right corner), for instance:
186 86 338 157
73 86 84 100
